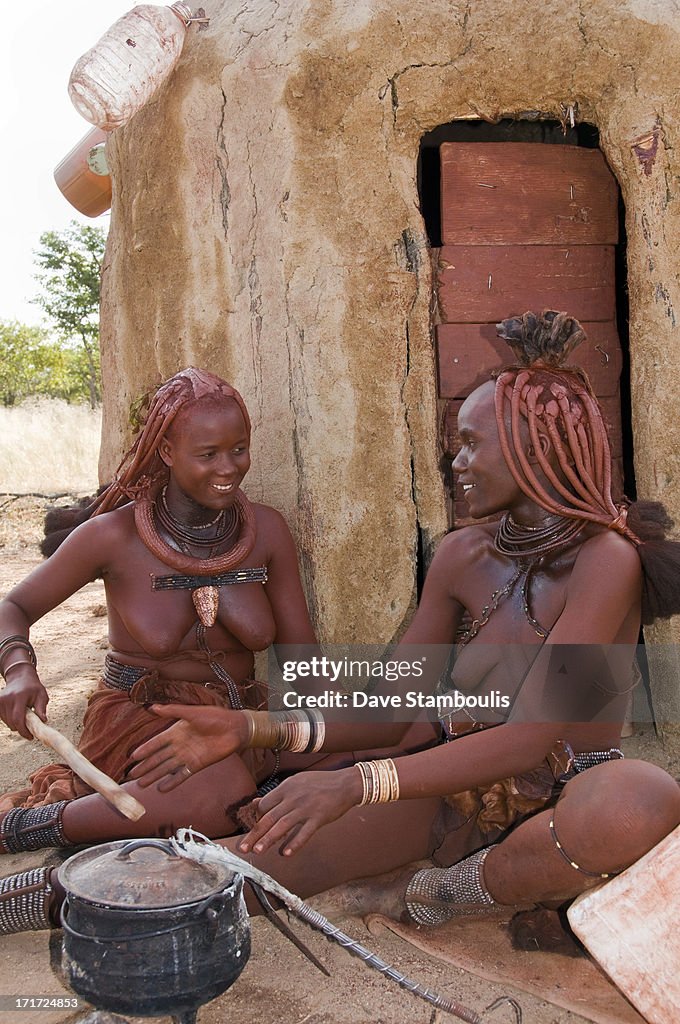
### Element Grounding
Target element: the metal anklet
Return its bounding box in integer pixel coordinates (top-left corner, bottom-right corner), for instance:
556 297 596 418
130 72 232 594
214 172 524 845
405 846 498 926
0 867 54 933
0 801 68 854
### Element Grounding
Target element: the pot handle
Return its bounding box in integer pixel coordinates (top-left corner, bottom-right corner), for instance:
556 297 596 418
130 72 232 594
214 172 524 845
114 838 180 861
195 892 229 941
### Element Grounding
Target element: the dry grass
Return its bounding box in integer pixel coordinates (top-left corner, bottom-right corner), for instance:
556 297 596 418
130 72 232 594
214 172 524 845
0 495 47 550
0 399 101 496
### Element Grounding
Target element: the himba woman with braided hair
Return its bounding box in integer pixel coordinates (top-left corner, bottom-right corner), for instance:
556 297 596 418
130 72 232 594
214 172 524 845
0 366 437 934
119 311 680 927
2 315 680 937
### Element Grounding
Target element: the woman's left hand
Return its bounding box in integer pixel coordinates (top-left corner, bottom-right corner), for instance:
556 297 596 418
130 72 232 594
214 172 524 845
237 766 363 856
128 704 249 790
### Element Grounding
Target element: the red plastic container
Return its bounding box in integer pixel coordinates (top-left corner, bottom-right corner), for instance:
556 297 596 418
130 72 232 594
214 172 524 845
54 127 112 218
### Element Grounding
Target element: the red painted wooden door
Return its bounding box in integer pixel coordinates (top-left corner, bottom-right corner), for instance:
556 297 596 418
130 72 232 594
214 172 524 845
434 142 624 527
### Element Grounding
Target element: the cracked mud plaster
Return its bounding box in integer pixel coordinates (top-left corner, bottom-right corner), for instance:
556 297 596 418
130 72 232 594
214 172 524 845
101 0 680 682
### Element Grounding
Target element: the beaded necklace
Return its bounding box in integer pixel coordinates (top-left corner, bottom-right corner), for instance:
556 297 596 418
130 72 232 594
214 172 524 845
135 483 259 627
135 485 256 576
458 513 583 646
494 512 583 558
156 486 238 555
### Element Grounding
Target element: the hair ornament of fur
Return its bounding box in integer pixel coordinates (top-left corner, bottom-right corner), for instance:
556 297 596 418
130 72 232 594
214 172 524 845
496 310 586 367
626 501 680 624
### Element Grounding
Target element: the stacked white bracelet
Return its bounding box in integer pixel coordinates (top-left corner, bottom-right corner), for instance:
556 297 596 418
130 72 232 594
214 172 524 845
355 758 400 805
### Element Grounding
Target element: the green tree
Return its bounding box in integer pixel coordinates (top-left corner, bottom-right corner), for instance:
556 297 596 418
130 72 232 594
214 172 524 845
0 321 79 406
33 222 107 408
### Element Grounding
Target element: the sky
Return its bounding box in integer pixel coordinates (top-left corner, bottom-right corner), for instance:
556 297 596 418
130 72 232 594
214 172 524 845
0 1 130 327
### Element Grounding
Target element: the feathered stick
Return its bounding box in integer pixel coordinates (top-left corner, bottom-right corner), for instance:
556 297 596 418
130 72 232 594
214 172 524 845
170 828 522 1024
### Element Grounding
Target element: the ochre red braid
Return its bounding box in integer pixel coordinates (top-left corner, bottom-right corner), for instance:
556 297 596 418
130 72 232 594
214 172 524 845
489 312 680 623
84 368 258 570
91 368 252 518
525 385 598 512
494 366 641 547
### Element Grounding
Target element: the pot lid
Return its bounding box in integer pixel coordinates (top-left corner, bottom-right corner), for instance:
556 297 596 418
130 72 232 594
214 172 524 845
58 839 234 909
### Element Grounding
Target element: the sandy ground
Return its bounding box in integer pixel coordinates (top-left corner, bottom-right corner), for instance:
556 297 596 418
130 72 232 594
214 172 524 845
0 496 676 1024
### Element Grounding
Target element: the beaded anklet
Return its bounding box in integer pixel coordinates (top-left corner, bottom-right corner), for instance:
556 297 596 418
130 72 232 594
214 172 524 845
0 802 68 855
405 846 498 926
0 867 54 933
548 811 612 879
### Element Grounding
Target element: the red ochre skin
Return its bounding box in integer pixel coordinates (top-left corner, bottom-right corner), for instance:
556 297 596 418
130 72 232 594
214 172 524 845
1 360 680 916
128 376 679 909
0 382 345 847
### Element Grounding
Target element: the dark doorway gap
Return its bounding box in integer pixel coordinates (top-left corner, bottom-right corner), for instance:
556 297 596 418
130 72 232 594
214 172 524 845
417 117 635 500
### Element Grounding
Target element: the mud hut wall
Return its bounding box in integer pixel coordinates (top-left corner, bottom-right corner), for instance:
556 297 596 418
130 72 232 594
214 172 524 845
100 1 680 672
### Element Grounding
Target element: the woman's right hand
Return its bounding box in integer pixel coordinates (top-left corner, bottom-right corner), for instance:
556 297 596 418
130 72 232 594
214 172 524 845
237 767 364 857
128 704 250 790
0 665 49 739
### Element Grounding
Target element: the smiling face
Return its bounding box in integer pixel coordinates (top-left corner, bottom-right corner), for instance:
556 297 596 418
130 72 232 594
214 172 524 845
452 380 531 520
159 396 251 517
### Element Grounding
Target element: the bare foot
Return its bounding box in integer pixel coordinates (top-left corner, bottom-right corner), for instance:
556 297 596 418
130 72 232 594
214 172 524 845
308 861 431 921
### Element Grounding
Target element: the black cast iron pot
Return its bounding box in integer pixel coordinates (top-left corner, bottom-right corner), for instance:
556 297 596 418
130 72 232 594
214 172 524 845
58 838 250 1019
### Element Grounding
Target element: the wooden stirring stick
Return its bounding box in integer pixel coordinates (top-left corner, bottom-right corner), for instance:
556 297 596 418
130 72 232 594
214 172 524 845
25 709 145 821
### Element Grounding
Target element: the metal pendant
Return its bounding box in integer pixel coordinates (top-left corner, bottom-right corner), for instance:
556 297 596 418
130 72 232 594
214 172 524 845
192 586 219 627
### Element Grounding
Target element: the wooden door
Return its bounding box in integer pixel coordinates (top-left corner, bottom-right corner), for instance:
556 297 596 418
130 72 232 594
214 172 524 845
434 142 624 527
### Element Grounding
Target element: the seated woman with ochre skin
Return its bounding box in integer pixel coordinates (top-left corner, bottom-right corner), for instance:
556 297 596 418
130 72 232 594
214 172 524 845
0 368 321 822
2 316 680 935
0 368 435 932
122 313 680 922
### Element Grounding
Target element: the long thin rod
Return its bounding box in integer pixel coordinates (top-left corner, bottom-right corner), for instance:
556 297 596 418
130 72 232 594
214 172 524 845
170 829 521 1024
